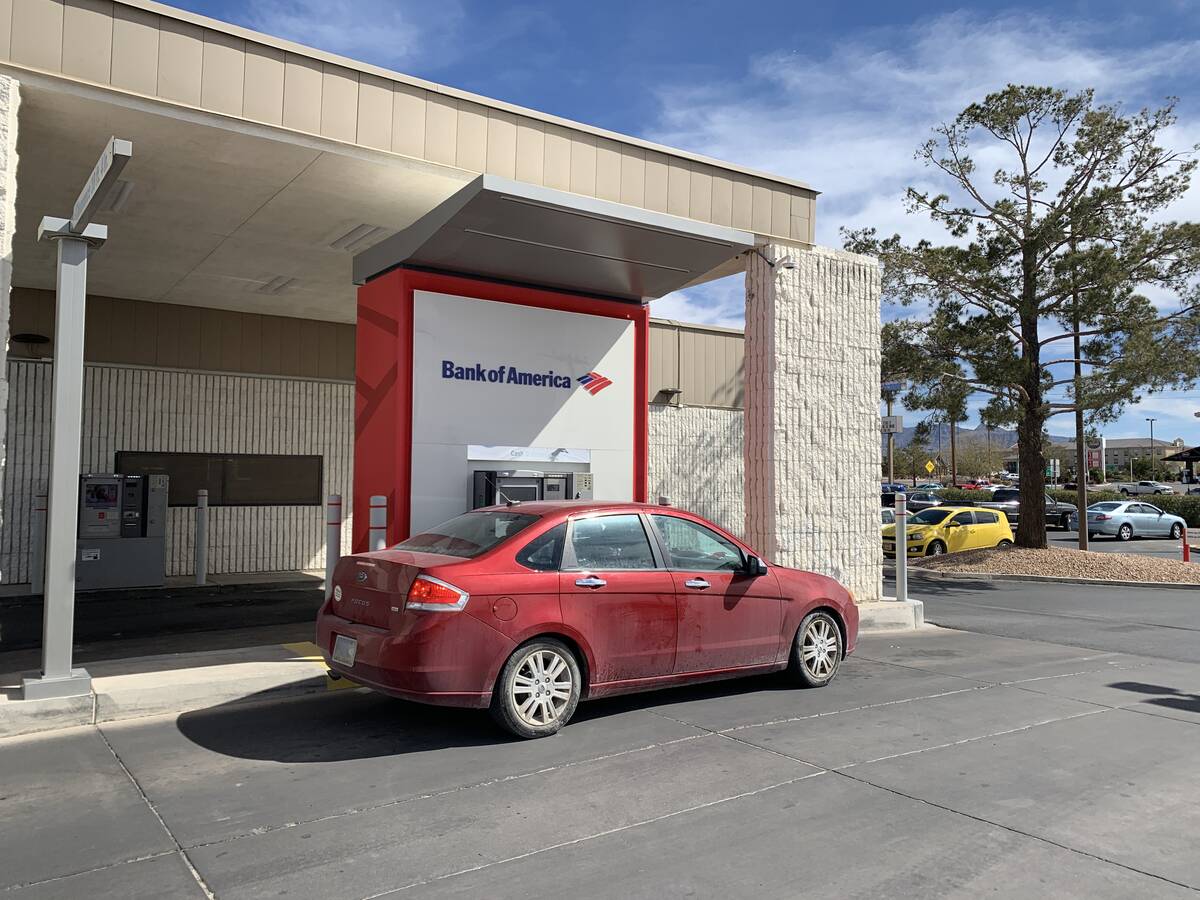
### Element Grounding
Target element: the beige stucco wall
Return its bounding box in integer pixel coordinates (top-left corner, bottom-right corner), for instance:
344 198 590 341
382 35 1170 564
744 244 882 603
0 72 16 572
648 404 745 539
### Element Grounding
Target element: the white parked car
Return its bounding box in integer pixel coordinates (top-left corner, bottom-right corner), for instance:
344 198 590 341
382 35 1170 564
1113 480 1176 496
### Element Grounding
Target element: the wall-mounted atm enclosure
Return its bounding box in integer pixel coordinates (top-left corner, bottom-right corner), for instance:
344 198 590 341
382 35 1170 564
76 473 168 591
472 469 594 508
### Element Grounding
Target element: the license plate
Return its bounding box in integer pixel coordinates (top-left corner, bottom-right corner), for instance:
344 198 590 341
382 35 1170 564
332 634 357 667
883 542 894 551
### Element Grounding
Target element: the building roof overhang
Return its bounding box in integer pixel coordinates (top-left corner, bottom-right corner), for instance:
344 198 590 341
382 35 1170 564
353 175 756 302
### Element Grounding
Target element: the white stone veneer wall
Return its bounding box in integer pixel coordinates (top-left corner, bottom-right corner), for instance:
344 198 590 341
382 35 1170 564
0 75 17 558
648 404 744 538
744 244 882 603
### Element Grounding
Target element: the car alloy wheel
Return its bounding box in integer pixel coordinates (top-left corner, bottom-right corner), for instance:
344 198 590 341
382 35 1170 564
1118 524 1133 541
926 541 946 556
491 638 581 739
789 611 842 688
511 648 573 728
1170 523 1183 540
998 539 1013 548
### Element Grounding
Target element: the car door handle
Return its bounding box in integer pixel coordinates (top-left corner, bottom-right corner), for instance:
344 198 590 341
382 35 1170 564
575 576 607 588
684 578 710 590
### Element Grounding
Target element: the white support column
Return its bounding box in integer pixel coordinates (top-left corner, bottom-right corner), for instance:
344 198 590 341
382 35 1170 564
325 494 343 599
0 76 18 590
22 234 93 699
744 244 883 604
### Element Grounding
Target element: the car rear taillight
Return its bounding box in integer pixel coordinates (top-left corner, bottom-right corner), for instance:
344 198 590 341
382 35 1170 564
406 574 469 612
1095 514 1110 521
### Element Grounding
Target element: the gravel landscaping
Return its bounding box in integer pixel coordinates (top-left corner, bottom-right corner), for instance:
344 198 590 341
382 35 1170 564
910 546 1200 584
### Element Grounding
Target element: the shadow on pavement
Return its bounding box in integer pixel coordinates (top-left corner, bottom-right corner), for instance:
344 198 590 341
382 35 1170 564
174 669 799 761
1108 681 1200 715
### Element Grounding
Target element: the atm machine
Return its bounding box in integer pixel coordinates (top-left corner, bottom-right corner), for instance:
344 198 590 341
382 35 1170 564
76 473 169 590
471 469 593 508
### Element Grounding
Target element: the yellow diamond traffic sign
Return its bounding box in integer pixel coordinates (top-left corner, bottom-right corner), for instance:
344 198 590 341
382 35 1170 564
925 460 936 474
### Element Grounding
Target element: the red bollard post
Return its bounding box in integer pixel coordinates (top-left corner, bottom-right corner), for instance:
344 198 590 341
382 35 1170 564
1184 526 1191 563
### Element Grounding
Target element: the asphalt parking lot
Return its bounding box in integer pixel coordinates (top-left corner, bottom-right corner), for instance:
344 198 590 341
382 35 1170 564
4 591 1199 899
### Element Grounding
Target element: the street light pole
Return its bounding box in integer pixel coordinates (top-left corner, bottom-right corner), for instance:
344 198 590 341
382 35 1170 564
1147 417 1157 477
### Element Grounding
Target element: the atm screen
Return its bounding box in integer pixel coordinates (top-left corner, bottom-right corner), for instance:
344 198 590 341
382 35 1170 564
501 485 540 502
84 484 120 508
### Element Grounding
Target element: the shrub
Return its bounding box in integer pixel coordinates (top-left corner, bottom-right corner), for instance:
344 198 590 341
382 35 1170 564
933 488 991 505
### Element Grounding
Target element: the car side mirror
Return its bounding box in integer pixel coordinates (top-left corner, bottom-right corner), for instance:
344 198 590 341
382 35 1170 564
744 555 768 576
946 521 960 528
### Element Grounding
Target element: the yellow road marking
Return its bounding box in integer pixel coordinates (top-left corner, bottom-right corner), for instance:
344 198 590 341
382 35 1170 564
281 640 359 691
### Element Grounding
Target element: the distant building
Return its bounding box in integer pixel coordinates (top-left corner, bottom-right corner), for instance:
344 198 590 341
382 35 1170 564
1003 437 1187 476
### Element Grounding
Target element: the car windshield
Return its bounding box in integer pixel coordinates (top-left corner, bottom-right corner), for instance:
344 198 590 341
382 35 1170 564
911 509 952 525
1088 502 1122 512
393 511 539 559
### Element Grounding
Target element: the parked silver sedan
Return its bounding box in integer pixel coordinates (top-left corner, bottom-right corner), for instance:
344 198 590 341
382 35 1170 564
1068 501 1187 542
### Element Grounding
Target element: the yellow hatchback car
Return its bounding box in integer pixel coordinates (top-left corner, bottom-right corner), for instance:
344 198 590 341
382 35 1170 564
882 506 1013 558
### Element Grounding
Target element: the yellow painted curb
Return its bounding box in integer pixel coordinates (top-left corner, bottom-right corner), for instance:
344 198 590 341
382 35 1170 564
281 641 359 691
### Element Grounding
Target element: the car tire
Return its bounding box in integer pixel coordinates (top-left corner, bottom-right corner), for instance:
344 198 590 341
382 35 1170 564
926 541 947 556
1060 513 1072 531
997 539 1013 548
1118 523 1133 542
1170 523 1183 540
1120 489 1129 497
490 638 582 740
788 610 842 688
1087 532 1095 540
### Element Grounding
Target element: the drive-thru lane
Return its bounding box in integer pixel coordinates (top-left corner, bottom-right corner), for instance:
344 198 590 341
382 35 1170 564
899 571 1200 664
3 612 1199 898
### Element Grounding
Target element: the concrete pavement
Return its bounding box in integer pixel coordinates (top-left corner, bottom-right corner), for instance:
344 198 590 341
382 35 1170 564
2 621 1198 898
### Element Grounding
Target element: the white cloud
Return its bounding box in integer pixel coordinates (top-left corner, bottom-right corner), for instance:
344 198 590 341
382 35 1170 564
240 0 465 70
653 275 745 328
651 9 1200 444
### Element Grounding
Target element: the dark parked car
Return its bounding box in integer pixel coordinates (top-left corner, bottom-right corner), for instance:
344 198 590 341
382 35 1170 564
904 491 944 513
319 502 858 739
977 488 1076 529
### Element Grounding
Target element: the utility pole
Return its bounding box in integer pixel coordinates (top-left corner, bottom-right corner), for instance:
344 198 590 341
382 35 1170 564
1071 233 1088 550
949 418 958 486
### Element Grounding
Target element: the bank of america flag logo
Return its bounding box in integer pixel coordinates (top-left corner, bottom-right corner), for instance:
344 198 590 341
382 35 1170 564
577 371 613 395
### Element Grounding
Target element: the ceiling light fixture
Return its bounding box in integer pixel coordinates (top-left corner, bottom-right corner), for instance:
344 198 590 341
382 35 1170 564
329 223 389 253
255 275 296 295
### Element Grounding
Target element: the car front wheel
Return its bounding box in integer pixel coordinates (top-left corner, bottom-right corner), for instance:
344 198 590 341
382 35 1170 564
926 540 947 556
789 611 842 688
490 639 581 739
1170 523 1183 540
1118 523 1133 542
997 539 1013 548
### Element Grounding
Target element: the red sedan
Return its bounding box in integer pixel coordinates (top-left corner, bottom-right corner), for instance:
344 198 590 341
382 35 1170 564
317 502 858 739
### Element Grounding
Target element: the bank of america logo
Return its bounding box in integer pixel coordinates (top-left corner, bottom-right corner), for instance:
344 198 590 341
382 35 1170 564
577 371 613 395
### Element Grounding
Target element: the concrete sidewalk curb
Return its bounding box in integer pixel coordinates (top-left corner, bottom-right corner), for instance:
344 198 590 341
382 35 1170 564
907 570 1200 590
0 643 358 741
858 599 924 632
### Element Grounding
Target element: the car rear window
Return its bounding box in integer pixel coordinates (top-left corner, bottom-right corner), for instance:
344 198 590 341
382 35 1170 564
394 511 538 559
1088 503 1122 512
991 490 1019 501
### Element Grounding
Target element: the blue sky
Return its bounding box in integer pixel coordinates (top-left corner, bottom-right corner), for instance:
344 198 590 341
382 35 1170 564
175 0 1200 443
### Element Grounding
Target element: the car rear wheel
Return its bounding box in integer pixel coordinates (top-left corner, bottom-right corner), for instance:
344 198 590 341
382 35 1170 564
1170 522 1183 540
788 611 842 688
1060 513 1072 530
926 540 947 556
1118 523 1133 542
997 539 1013 548
490 639 581 740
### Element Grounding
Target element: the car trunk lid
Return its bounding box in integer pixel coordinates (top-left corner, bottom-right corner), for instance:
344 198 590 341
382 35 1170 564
332 550 465 627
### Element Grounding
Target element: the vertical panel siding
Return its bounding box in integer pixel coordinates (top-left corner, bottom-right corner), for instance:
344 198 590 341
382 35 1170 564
1 360 353 584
